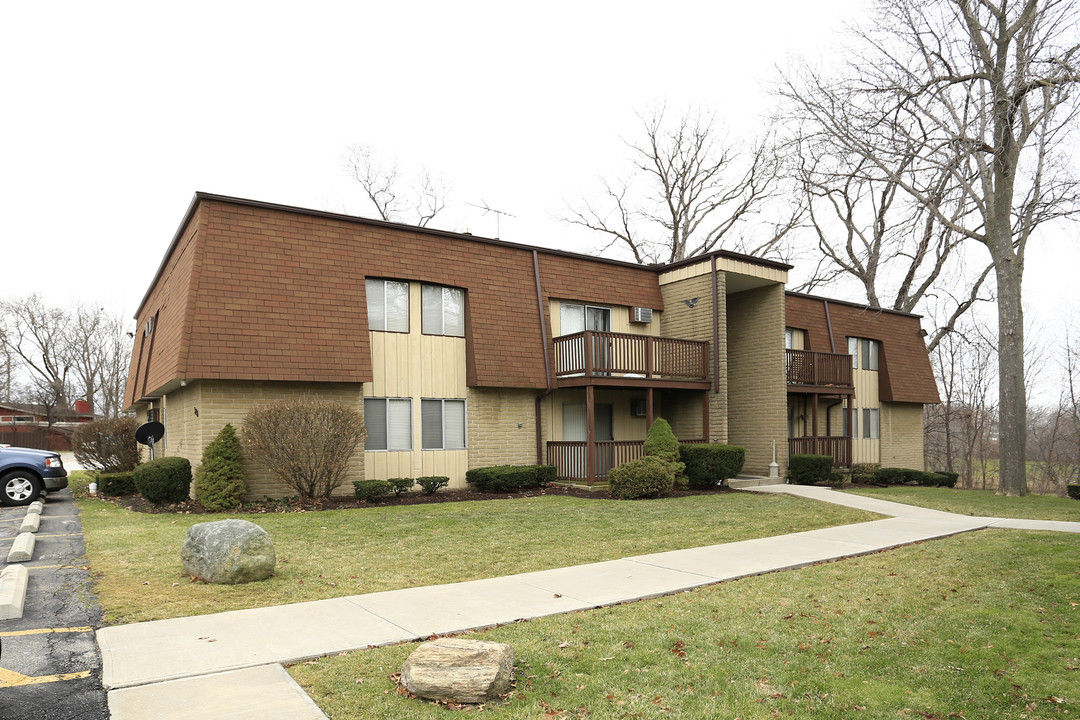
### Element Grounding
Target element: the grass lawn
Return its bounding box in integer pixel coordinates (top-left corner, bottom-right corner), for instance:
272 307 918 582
78 492 876 624
290 529 1080 719
844 486 1080 521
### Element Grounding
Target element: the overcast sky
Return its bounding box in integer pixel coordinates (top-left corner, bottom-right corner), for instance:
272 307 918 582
2 0 1077 396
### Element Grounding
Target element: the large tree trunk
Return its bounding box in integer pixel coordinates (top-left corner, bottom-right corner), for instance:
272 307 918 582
993 250 1027 496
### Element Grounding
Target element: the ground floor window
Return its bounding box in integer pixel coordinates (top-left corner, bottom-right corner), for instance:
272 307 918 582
365 398 412 451
421 399 466 450
862 408 880 439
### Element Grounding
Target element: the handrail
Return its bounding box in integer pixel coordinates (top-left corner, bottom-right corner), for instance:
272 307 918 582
785 349 853 387
553 331 709 381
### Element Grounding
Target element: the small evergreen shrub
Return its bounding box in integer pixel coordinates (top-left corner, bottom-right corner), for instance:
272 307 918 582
133 457 192 505
1066 484 1079 500
788 454 833 485
71 416 140 473
642 418 685 476
353 480 390 502
935 471 959 488
608 455 676 500
828 470 847 488
874 467 907 485
849 463 878 484
417 476 449 495
680 444 745 489
194 424 247 512
98 471 137 496
386 478 414 496
466 465 553 492
914 469 940 486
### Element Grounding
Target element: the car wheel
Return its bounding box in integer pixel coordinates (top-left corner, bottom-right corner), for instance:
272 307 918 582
0 471 43 506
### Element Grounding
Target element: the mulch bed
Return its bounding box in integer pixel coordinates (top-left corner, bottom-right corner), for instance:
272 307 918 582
105 484 735 515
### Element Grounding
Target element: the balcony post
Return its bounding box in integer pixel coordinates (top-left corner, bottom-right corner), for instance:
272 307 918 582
811 393 819 438
646 387 654 430
586 385 596 486
584 331 593 377
702 389 710 441
644 336 654 378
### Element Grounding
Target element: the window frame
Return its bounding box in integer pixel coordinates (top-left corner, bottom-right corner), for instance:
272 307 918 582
366 278 410 333
364 397 413 451
421 284 466 337
420 398 467 450
862 407 880 439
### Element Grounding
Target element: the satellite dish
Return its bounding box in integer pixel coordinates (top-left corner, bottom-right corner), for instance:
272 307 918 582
135 422 165 459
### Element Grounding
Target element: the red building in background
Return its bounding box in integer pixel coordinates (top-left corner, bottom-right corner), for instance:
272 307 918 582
0 400 96 451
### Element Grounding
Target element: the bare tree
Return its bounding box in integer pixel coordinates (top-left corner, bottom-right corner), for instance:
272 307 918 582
562 106 799 264
781 0 1080 495
343 144 448 227
97 313 132 418
1 294 72 410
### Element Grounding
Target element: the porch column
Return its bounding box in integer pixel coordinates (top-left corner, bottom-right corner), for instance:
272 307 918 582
586 385 596 486
811 392 819 442
646 387 654 429
701 390 710 441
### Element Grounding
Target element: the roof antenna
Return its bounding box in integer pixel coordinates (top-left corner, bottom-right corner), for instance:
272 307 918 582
466 200 516 239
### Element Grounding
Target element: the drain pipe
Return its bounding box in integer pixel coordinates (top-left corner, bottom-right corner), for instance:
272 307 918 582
533 250 555 464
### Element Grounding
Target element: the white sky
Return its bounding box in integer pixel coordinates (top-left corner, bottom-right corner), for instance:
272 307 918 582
2 1 1077 397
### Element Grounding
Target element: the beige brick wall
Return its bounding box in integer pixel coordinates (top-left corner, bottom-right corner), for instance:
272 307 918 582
880 402 926 469
156 380 366 499
467 388 538 471
659 272 727 441
727 284 788 474
661 389 706 441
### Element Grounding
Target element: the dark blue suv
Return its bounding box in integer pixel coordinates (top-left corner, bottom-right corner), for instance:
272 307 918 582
0 445 69 506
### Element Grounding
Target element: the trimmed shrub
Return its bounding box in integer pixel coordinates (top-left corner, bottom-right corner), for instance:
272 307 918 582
914 469 940 486
935 471 960 488
680 444 746 489
828 470 847 488
71 416 140 473
98 471 137 496
241 396 366 499
849 463 878 484
788 454 834 485
874 467 907 485
608 455 676 500
194 424 247 512
417 476 449 495
1066 484 1080 500
386 478 414 496
133 457 192 505
466 465 553 493
643 418 685 476
353 480 390 502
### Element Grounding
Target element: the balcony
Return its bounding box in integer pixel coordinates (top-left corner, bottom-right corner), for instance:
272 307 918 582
788 436 852 468
553 331 710 388
785 349 853 392
547 438 709 484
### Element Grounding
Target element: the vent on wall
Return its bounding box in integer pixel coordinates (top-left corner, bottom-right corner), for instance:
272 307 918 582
631 399 647 417
630 307 653 324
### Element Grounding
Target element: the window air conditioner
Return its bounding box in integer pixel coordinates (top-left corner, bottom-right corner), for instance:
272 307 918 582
631 307 653 324
631 399 647 417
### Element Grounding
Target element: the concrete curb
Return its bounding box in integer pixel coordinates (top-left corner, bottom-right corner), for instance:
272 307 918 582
19 511 40 534
6 532 36 563
0 564 29 619
28 500 44 514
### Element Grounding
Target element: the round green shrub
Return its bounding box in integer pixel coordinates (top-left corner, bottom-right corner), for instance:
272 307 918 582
680 444 745 489
353 479 390 502
417 476 449 495
133 457 192 505
194 424 247 512
788 454 833 485
99 471 137 496
608 455 676 500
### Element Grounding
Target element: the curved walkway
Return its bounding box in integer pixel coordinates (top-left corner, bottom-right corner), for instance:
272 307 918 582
99 485 1078 720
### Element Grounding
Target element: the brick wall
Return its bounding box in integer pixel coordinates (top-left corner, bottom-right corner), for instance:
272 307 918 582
659 272 727 441
880 402 926 469
156 380 365 499
467 388 538 469
727 285 787 474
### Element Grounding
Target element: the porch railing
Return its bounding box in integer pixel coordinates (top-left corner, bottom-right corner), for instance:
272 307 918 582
547 438 709 483
785 349 853 388
788 436 852 468
554 331 709 381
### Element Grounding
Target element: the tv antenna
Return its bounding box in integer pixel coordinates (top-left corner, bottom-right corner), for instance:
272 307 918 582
466 201 516 239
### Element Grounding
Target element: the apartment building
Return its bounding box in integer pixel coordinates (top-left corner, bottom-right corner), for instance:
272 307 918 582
123 193 937 496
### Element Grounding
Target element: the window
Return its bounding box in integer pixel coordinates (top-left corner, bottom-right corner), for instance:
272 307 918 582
844 405 858 438
848 337 880 370
364 398 412 450
862 408 880 439
421 399 466 450
422 284 465 336
560 303 610 334
366 279 409 332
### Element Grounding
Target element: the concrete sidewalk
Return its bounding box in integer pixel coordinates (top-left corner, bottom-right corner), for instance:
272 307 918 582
99 486 1077 719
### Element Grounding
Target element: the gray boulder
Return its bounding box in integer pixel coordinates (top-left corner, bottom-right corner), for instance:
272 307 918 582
181 519 275 584
401 638 514 704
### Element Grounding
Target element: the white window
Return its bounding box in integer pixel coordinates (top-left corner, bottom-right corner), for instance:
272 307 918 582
366 279 409 332
848 336 859 368
785 328 795 349
422 285 465 337
862 408 880 439
364 398 412 450
560 303 611 334
421 399 466 450
845 405 858 438
848 337 880 371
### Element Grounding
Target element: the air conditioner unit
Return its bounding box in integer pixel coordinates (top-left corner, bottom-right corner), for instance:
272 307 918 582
631 307 653 324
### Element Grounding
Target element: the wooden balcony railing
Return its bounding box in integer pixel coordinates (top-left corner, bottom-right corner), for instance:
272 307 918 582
788 436 852 468
785 349 853 388
554 331 709 381
547 438 710 483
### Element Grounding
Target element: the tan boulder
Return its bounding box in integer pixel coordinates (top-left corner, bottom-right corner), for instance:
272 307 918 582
401 638 514 704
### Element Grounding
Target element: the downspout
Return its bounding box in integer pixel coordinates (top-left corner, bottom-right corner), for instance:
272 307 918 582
533 251 555 465
711 256 720 394
823 300 836 353
824 399 843 436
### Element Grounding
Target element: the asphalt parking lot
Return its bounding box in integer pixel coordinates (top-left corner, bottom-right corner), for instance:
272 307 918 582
0 489 108 720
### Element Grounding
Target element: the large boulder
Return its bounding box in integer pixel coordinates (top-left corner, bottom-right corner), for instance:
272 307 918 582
181 519 275 584
401 638 514 704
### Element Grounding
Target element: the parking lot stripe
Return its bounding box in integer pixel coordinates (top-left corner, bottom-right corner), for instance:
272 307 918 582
0 626 94 637
0 667 92 688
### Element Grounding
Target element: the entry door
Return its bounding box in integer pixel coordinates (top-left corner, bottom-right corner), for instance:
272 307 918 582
562 403 614 478
560 304 612 374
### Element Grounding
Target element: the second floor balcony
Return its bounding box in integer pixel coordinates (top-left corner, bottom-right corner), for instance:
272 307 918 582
786 349 853 391
553 331 710 387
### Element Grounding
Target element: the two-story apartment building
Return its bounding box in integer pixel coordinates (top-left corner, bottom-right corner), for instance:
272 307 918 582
123 193 937 496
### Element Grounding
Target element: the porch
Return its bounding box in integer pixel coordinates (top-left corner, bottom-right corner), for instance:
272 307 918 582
788 436 852 468
785 349 853 390
547 438 709 484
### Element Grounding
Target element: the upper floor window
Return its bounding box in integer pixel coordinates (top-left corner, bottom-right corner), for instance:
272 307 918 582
366 279 409 332
560 303 610 334
848 337 879 371
785 329 795 349
422 284 465 337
